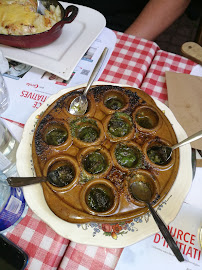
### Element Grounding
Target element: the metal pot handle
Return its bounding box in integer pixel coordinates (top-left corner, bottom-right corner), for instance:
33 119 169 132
63 5 78 24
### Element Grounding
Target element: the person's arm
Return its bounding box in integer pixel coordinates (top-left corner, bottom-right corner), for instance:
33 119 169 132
125 0 191 40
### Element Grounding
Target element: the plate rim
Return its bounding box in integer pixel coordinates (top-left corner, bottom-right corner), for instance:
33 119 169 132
17 82 192 248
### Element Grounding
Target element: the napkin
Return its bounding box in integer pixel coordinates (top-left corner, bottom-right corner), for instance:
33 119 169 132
165 71 202 167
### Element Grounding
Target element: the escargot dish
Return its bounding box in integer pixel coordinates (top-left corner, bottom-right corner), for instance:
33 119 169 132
32 85 179 223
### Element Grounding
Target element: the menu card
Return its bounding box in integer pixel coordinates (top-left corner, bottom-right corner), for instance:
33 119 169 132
115 167 202 270
116 202 202 270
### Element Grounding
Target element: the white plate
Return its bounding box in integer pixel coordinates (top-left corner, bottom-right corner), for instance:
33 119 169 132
0 3 106 81
17 82 192 248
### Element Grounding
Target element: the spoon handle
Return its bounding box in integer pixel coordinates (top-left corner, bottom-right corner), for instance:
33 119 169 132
172 129 202 151
7 177 47 187
37 0 46 15
147 203 184 262
83 47 108 96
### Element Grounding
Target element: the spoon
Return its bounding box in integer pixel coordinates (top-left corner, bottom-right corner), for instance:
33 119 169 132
130 181 184 262
149 129 202 165
7 176 48 187
69 47 108 115
36 0 46 15
7 169 68 187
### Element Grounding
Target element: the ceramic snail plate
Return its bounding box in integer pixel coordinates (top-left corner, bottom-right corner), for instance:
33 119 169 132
31 84 180 224
17 82 192 247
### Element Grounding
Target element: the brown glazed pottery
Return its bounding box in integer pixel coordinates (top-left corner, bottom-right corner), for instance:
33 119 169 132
32 85 179 223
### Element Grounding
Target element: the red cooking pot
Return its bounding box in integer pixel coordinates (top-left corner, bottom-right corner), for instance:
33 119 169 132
0 1 78 48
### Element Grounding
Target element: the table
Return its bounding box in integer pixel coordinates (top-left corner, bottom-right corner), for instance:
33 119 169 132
5 31 197 270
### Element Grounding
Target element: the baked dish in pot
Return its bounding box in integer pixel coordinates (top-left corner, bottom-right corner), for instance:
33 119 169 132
0 0 78 47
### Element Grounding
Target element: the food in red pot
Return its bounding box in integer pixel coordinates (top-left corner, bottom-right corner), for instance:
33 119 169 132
0 0 61 35
0 0 78 48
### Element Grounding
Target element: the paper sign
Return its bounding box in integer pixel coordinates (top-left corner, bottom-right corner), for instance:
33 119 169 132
116 202 202 270
1 77 63 126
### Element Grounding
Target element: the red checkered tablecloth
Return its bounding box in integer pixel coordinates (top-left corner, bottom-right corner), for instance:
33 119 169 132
6 31 196 270
100 32 159 88
141 49 196 102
